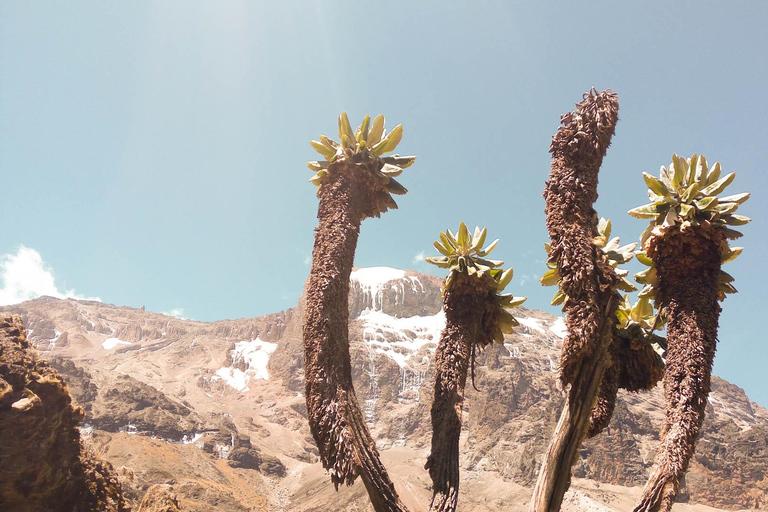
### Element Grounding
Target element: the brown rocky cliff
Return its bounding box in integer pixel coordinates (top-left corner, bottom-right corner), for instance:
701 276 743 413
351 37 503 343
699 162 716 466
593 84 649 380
0 314 128 512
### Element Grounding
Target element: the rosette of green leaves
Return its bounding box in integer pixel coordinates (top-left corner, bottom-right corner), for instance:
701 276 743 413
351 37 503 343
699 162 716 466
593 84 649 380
307 113 416 214
426 222 527 342
542 218 637 307
615 294 667 359
628 154 749 301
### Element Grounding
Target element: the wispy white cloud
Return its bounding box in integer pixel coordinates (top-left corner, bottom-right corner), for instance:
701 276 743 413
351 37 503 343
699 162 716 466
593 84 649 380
0 246 100 306
518 273 540 287
161 307 187 319
412 251 426 265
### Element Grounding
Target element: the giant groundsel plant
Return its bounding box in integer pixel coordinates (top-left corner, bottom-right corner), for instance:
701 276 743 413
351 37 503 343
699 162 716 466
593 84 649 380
303 113 415 511
425 223 525 512
629 154 749 512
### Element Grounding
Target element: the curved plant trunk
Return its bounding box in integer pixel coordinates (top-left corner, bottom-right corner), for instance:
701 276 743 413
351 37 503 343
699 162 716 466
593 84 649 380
426 277 485 512
529 305 617 512
633 227 722 512
531 88 620 512
303 170 408 512
587 344 620 439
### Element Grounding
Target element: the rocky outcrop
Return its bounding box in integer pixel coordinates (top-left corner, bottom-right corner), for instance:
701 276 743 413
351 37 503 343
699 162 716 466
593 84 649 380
48 356 98 413
51 356 205 441
201 418 287 477
89 374 203 441
0 314 127 511
348 268 443 318
685 420 768 509
136 484 182 512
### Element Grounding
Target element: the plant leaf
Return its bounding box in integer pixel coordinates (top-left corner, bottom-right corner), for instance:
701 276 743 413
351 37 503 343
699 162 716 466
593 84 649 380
700 172 735 197
719 192 750 204
478 239 499 257
368 115 385 145
386 178 408 195
722 214 751 226
433 241 452 257
721 246 743 263
540 268 559 286
628 203 660 219
425 256 451 268
643 172 668 196
471 226 488 252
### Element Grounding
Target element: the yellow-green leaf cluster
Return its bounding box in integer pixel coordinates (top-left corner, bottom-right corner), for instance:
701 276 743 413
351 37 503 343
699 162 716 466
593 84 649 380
629 154 749 301
628 154 750 245
307 113 415 208
615 294 667 359
426 223 526 343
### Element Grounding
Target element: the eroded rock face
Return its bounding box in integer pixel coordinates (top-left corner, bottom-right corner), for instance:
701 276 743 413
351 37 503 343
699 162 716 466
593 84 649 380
0 314 127 512
51 359 204 441
685 420 768 510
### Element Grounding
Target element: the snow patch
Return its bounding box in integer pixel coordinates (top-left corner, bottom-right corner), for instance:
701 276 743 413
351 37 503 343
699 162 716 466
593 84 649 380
351 267 406 289
213 338 278 392
79 424 93 440
358 309 445 404
550 317 567 339
182 432 204 444
518 316 546 334
102 337 132 350
214 368 249 392
359 309 445 370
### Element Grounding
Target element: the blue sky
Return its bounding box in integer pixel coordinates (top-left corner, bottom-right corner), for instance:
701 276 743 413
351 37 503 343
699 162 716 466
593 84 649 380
1 2 766 406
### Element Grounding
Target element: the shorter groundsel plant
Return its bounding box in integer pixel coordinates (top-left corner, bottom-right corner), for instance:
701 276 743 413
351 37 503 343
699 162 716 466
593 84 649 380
426 222 526 346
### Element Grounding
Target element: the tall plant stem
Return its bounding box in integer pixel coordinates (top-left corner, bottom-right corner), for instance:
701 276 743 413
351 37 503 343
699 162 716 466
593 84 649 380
427 280 484 512
633 228 721 512
531 88 620 512
303 171 408 512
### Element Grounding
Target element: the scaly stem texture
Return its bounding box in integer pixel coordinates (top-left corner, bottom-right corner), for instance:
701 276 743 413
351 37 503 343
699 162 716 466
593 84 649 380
426 276 485 512
633 226 721 512
303 168 407 512
531 88 620 512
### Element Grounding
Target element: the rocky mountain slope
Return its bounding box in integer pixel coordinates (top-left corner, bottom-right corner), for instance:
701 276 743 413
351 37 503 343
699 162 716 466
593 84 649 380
2 267 766 511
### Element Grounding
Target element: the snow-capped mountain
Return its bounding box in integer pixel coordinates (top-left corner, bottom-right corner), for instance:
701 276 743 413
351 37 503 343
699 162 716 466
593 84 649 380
2 268 766 511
